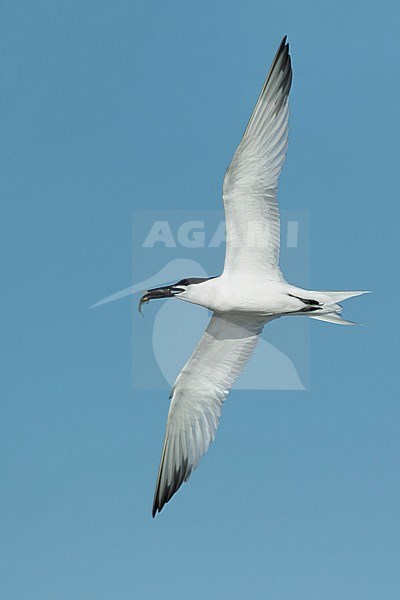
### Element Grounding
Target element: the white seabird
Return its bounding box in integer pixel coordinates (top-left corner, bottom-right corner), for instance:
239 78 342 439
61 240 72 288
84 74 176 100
139 37 368 516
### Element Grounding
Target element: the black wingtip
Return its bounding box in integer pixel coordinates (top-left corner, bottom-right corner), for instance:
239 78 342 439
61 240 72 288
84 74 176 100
152 499 163 517
152 495 163 517
152 493 168 518
280 35 288 51
152 455 190 518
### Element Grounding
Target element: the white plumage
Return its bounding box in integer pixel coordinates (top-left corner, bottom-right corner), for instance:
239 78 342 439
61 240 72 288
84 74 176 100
140 37 367 516
223 38 291 279
153 313 267 512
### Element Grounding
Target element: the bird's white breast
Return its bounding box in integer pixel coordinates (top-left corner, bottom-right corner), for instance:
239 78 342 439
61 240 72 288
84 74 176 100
178 275 299 316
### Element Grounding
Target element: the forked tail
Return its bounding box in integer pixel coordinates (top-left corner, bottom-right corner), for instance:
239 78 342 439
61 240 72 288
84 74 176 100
308 290 369 326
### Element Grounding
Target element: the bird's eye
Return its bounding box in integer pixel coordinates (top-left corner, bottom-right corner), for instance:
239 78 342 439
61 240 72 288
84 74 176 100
176 279 188 286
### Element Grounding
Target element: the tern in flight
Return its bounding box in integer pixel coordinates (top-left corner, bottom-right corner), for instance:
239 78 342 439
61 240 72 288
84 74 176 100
139 37 367 516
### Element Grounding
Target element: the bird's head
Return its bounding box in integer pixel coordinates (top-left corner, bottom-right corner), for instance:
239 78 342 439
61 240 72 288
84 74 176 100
138 277 213 314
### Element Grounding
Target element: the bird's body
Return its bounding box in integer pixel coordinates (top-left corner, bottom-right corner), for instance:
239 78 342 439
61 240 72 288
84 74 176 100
139 37 368 516
176 275 364 318
176 275 333 316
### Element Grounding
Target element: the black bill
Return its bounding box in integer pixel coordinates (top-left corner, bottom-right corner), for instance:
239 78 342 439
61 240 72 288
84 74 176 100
138 284 184 315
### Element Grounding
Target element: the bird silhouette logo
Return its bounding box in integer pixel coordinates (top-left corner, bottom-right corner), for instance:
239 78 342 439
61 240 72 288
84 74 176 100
92 257 305 390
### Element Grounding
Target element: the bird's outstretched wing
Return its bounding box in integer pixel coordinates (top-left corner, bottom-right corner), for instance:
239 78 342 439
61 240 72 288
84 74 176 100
222 36 292 279
152 312 266 516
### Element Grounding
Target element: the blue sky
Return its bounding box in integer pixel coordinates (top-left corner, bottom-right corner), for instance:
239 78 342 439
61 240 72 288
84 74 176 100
1 1 400 598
